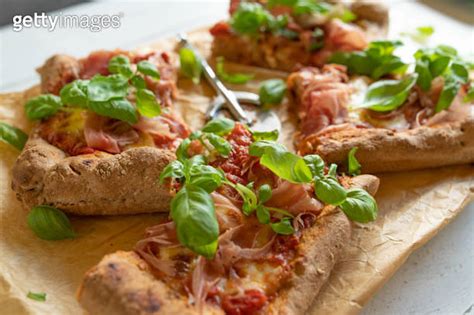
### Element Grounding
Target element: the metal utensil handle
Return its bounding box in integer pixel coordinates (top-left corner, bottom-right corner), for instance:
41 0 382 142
177 33 251 124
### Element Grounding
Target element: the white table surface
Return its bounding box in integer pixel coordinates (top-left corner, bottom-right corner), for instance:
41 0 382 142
0 1 473 314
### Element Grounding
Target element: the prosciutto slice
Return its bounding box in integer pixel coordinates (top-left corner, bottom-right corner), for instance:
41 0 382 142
266 180 323 215
84 112 139 153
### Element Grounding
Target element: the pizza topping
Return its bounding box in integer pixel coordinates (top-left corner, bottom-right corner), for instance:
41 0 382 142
259 79 287 106
84 112 139 154
27 205 76 240
179 47 202 84
221 289 268 315
0 122 28 151
216 56 255 84
37 54 80 95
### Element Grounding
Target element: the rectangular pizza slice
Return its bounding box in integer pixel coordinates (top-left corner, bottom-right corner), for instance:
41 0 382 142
78 120 380 314
210 0 387 71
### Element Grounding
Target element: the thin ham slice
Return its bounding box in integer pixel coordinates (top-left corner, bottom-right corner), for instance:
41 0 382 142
212 192 244 232
266 180 323 215
84 112 139 153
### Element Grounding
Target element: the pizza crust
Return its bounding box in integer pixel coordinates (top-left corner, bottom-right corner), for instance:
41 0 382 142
11 130 175 215
312 118 474 173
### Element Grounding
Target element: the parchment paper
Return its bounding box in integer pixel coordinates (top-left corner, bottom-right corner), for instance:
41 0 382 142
0 30 473 315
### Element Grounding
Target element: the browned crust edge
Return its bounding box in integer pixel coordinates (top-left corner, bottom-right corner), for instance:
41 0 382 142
313 118 474 174
11 130 175 215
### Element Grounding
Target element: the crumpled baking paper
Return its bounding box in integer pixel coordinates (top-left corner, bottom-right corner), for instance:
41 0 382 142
0 30 472 315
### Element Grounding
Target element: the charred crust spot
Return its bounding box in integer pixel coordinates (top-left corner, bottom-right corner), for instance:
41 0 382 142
82 159 94 166
108 262 117 270
128 290 161 313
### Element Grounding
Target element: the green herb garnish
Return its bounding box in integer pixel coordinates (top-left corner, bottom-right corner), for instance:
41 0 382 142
259 79 287 106
27 291 46 302
27 205 75 240
347 147 361 176
0 122 28 151
401 26 434 44
179 47 202 84
216 57 254 84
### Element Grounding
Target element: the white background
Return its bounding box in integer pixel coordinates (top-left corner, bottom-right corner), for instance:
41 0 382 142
0 1 473 314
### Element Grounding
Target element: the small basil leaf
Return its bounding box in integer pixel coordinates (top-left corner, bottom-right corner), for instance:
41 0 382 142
303 154 325 177
159 160 185 183
358 74 418 112
87 74 129 102
137 60 160 79
179 47 202 84
205 133 232 157
435 76 460 113
189 164 225 193
136 88 161 118
108 55 134 78
259 79 287 105
27 292 46 302
328 163 338 178
250 141 312 183
256 205 270 224
415 57 433 91
401 25 434 44
291 0 331 15
314 177 347 206
270 217 294 235
60 80 89 107
27 205 76 240
202 117 235 135
450 62 469 84
171 185 219 258
429 56 450 78
230 2 272 35
257 184 272 204
0 122 28 151
176 138 191 162
25 95 63 120
340 188 378 223
235 183 258 215
89 99 138 124
216 57 254 84
464 82 474 103
347 147 361 176
251 129 279 141
130 75 147 89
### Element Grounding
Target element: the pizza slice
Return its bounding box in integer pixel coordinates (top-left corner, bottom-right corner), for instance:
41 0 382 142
12 49 191 215
78 119 379 314
210 0 387 71
287 42 474 173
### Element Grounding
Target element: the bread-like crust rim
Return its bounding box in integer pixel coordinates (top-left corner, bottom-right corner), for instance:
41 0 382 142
11 130 175 215
77 210 351 315
307 117 474 173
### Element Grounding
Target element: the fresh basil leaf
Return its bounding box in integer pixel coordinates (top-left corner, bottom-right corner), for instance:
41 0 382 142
347 147 361 176
340 188 377 223
314 177 347 206
202 117 235 135
429 55 450 78
60 80 89 107
136 88 161 118
137 60 160 79
205 133 232 157
189 131 203 140
235 183 258 215
328 163 338 178
435 76 460 113
401 25 434 44
25 94 63 120
216 57 254 84
250 141 312 183
27 205 75 240
0 122 28 151
159 160 185 183
171 185 219 258
108 55 134 78
357 74 418 112
251 129 279 141
308 28 325 52
259 79 287 105
257 184 272 204
183 154 207 175
415 57 433 91
230 2 272 35
291 0 331 15
176 138 191 161
87 74 129 102
338 8 357 23
179 47 202 84
270 217 294 235
464 82 474 103
189 164 225 193
130 75 147 89
303 154 325 177
89 99 138 124
256 205 270 224
27 291 46 302
450 62 469 84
